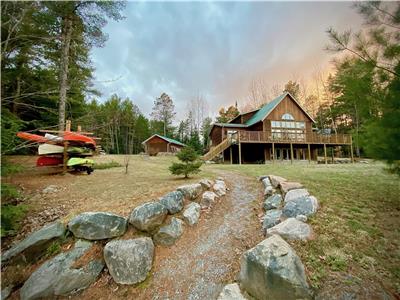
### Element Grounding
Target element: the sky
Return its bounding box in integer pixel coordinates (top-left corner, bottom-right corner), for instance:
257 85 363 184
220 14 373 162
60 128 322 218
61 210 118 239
91 1 364 120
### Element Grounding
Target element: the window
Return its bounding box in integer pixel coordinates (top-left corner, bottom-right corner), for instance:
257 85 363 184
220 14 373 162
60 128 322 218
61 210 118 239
282 113 294 120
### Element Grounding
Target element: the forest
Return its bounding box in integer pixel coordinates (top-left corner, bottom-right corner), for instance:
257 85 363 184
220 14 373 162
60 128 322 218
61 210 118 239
1 1 399 173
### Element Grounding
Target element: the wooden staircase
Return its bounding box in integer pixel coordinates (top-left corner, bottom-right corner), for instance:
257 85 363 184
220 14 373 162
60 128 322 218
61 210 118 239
202 138 232 161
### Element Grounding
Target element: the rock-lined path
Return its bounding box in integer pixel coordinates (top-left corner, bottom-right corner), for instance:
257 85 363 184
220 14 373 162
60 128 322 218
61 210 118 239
134 171 264 300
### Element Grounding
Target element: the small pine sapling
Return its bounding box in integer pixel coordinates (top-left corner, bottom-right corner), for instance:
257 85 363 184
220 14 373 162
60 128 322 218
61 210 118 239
169 146 202 178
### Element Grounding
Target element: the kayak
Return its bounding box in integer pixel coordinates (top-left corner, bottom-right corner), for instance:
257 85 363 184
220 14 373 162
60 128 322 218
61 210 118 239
45 133 63 142
38 144 64 155
63 132 96 147
17 132 48 143
17 131 96 148
67 157 94 167
36 156 63 167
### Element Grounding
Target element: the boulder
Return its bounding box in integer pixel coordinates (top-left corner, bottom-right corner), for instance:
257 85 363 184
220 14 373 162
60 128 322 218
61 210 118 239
296 215 308 222
199 179 213 190
280 182 303 194
20 240 104 300
213 180 227 197
282 196 318 218
200 191 218 208
261 177 272 188
104 238 154 285
129 202 167 232
263 194 282 210
1 286 13 300
267 218 313 241
177 184 203 200
238 235 311 300
182 202 201 226
262 209 282 231
68 212 127 240
269 175 287 188
258 175 269 181
263 185 274 197
2 221 65 263
217 283 247 300
284 188 310 203
159 191 184 214
153 217 184 246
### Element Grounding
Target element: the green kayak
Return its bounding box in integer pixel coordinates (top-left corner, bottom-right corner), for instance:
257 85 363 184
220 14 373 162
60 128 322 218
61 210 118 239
67 157 94 167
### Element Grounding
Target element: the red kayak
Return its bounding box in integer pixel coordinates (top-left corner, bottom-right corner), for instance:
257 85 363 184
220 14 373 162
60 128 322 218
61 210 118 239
63 131 96 147
36 156 63 167
17 132 48 143
17 131 96 148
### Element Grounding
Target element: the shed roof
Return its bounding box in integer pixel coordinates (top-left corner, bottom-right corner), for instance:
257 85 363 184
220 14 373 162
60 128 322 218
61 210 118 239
142 134 186 147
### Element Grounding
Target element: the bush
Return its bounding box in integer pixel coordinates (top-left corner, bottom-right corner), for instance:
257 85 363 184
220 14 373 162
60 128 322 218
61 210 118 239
169 146 202 178
1 183 21 202
1 204 28 237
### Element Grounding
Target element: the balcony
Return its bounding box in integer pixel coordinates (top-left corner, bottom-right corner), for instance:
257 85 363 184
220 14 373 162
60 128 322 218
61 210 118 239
234 130 352 145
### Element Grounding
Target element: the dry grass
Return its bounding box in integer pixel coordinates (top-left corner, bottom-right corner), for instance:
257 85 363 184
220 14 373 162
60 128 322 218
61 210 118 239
212 161 400 294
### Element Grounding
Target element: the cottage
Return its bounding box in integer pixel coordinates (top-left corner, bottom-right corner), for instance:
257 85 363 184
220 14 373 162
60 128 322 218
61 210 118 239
142 134 185 156
204 92 353 164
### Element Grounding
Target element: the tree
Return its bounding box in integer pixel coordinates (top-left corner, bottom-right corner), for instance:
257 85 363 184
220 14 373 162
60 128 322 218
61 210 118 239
283 80 300 98
169 147 202 179
151 93 176 136
216 106 240 123
201 117 213 150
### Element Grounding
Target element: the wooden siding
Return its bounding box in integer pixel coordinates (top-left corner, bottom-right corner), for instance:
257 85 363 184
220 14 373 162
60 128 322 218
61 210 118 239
144 136 183 155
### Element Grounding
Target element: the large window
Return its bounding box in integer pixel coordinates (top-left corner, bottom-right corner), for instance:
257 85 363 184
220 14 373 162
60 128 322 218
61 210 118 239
271 113 305 140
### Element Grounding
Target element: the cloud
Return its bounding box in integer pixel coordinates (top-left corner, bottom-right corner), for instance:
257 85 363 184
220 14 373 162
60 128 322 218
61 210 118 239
90 2 363 120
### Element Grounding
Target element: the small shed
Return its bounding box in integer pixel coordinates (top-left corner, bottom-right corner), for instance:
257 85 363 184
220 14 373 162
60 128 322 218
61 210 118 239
142 134 185 156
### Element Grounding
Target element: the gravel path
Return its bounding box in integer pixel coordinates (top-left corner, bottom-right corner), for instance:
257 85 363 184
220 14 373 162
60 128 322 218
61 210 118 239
138 171 264 300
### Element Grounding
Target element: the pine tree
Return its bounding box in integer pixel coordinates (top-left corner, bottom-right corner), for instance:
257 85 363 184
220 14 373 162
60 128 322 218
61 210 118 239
169 147 202 179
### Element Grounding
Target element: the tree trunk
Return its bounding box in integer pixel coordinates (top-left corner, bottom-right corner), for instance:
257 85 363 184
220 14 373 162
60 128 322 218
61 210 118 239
58 16 73 131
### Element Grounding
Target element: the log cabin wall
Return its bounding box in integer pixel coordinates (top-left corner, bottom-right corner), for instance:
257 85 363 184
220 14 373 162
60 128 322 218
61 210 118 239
145 136 168 155
210 126 223 146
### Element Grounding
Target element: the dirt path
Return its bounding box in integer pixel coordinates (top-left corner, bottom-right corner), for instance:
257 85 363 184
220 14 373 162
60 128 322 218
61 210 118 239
146 172 263 300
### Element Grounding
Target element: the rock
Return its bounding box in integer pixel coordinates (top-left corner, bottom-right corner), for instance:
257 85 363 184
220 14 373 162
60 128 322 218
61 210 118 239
263 194 282 210
213 180 227 197
296 214 308 222
20 240 104 300
42 185 59 194
103 237 154 285
217 283 247 300
182 202 201 226
177 183 203 200
153 217 184 246
267 218 313 241
217 177 224 181
68 212 127 240
280 182 303 194
200 191 218 208
2 221 65 263
258 175 269 181
1 286 13 300
159 191 184 214
238 235 311 300
262 209 282 231
261 177 272 188
199 179 213 190
129 201 167 232
284 188 310 203
263 185 274 197
282 196 318 218
268 175 287 188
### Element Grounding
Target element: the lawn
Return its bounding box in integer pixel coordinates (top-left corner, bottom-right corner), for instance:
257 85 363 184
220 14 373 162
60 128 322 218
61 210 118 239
210 161 400 295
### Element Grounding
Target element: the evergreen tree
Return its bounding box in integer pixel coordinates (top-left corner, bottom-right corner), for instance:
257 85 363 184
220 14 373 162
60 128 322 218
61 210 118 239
283 80 300 98
169 146 202 179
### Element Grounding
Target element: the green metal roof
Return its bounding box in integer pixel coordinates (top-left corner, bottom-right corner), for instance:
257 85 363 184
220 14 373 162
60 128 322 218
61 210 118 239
214 123 248 128
244 93 287 127
143 134 186 147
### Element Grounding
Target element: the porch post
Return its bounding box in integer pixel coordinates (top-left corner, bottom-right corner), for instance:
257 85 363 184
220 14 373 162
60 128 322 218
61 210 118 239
290 143 294 164
272 142 275 164
222 149 224 163
238 142 242 165
324 144 327 164
307 143 311 164
230 146 233 164
350 140 354 163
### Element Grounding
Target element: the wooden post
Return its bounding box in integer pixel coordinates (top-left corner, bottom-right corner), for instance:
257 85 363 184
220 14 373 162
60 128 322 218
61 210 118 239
290 143 294 164
66 120 71 132
350 142 354 163
307 144 311 164
238 142 242 165
324 144 327 164
331 147 334 163
230 146 233 164
222 149 225 163
63 141 69 174
272 142 275 164
77 125 82 132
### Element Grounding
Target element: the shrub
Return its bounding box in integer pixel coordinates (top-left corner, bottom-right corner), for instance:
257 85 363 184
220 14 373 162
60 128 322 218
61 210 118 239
1 204 28 237
1 183 20 202
169 146 202 178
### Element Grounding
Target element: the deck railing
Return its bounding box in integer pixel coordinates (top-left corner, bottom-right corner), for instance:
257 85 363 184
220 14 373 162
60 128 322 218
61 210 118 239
238 130 351 144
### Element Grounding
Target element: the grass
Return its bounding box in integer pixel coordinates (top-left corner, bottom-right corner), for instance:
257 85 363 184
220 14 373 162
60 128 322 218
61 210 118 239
208 161 400 293
1 203 28 237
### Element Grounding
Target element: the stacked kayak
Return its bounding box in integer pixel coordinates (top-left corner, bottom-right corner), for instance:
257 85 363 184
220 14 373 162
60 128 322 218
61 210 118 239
17 130 96 174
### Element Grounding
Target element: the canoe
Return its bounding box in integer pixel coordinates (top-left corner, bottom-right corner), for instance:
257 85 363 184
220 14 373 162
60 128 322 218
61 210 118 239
67 157 94 167
36 156 63 167
17 132 48 143
38 144 64 155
